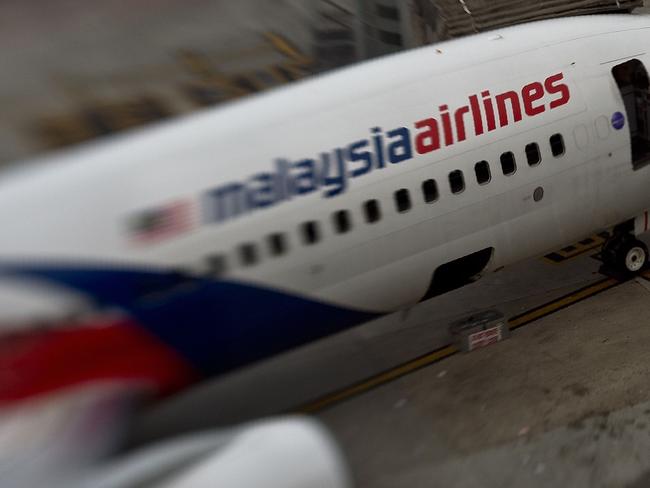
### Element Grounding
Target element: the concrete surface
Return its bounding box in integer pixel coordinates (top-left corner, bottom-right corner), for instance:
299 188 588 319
318 278 650 488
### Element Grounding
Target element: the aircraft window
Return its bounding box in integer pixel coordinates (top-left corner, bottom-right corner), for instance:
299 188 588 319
267 233 287 256
333 210 352 234
206 254 227 276
526 143 541 166
474 161 491 185
550 133 565 157
364 199 381 223
238 243 258 266
394 188 411 212
301 221 321 245
500 152 516 175
422 179 439 203
449 170 465 194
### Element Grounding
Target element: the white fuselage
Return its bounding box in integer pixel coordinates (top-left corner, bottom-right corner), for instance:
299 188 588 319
1 14 649 376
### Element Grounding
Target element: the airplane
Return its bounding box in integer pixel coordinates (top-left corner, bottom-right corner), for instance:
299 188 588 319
2 11 650 487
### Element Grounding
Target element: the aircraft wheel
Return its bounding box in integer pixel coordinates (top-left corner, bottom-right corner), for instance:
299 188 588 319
617 238 648 274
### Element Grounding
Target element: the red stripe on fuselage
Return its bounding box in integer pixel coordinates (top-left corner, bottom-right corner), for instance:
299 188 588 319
0 317 198 406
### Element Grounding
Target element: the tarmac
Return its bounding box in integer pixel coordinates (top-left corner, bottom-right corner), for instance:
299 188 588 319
319 277 650 488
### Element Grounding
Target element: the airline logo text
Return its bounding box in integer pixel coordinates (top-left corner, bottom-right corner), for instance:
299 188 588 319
203 72 570 225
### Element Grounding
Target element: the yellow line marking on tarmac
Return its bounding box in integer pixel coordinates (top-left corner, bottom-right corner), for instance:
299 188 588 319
301 345 458 413
508 277 619 329
299 276 623 414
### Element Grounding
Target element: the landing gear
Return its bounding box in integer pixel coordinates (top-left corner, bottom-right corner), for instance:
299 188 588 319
602 234 648 275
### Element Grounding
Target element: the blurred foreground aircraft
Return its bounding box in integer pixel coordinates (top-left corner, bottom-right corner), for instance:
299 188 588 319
2 13 650 487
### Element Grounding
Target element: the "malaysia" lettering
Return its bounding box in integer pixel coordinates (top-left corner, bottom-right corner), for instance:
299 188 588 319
203 72 571 225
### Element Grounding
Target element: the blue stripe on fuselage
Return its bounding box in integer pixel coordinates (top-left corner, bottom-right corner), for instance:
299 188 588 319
1 265 380 376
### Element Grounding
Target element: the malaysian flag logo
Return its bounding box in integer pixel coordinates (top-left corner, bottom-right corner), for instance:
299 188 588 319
127 200 194 244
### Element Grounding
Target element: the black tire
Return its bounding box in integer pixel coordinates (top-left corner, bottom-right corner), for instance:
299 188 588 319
616 238 648 274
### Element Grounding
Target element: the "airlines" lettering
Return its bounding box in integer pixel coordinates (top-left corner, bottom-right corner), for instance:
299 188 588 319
203 72 571 225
